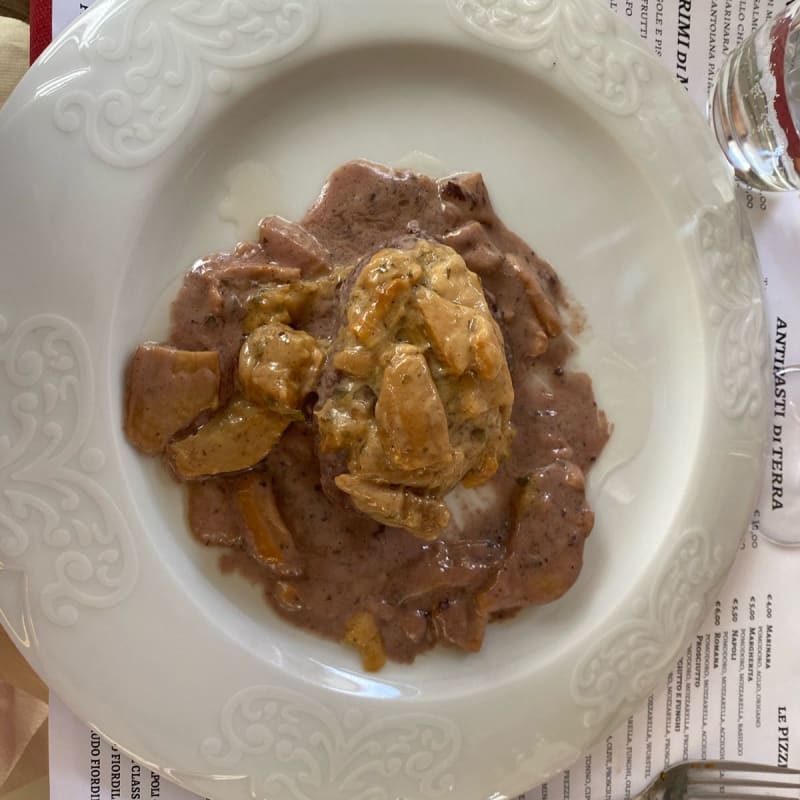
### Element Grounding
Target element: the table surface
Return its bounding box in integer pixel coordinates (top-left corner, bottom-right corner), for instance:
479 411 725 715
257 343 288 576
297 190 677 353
0 628 48 800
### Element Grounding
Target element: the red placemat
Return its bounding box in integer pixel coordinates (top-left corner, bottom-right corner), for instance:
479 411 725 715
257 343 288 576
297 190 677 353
29 0 52 64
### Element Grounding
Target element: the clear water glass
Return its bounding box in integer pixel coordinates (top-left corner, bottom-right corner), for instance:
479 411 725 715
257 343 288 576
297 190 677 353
710 5 800 191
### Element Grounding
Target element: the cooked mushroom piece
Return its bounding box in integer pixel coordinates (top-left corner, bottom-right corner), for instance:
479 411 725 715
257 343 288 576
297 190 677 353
343 611 386 672
245 271 346 332
414 287 474 376
235 473 303 577
334 474 450 539
166 396 292 479
239 322 325 412
374 346 452 471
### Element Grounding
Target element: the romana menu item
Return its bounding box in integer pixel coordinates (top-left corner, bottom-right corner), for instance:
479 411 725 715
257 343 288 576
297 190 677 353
124 161 610 670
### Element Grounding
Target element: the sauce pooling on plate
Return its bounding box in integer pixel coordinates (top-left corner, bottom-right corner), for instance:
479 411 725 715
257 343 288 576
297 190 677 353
123 161 610 670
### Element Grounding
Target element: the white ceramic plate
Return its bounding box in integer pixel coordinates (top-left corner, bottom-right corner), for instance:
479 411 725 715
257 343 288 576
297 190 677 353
0 1 769 798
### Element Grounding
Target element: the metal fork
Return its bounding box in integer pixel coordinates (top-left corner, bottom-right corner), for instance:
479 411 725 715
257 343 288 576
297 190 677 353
635 761 800 800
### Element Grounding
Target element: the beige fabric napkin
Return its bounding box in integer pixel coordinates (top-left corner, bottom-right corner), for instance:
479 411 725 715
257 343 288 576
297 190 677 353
0 16 27 108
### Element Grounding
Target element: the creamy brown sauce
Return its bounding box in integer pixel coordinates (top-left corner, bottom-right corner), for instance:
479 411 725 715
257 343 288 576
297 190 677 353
124 161 609 667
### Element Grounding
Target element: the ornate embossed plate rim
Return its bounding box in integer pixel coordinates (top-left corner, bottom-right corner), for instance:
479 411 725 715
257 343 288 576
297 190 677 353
0 0 768 799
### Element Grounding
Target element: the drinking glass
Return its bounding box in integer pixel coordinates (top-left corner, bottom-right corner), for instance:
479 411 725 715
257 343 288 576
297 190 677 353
710 5 800 191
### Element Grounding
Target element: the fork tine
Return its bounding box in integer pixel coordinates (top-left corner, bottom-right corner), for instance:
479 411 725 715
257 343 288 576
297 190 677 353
682 762 800 800
687 794 798 800
685 762 800 775
689 774 800 789
690 778 800 789
635 762 800 800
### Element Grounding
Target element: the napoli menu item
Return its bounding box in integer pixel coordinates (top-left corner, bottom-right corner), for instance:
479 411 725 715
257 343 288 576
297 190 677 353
123 161 610 670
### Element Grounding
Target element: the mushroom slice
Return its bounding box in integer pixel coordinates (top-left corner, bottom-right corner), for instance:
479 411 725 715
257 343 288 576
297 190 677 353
414 287 474 376
374 347 451 471
239 322 325 412
236 473 303 577
166 396 292 479
334 474 450 539
343 611 386 672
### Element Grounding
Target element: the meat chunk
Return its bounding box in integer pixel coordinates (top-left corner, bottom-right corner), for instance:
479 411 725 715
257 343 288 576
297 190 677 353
384 539 498 604
186 477 245 547
212 262 302 290
302 160 448 265
506 253 562 338
478 461 594 614
166 396 292 479
124 344 220 454
258 216 332 277
438 173 496 227
441 221 504 275
432 599 488 653
218 242 304 287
